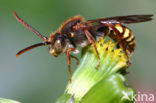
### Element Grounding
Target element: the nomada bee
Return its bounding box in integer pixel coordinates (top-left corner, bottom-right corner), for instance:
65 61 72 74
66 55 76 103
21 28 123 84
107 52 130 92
13 12 153 81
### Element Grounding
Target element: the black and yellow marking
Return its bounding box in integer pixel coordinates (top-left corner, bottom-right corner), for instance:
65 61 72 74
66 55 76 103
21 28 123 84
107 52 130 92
113 24 136 56
129 40 136 45
123 28 130 38
115 24 123 33
126 33 134 42
115 24 135 45
115 24 131 39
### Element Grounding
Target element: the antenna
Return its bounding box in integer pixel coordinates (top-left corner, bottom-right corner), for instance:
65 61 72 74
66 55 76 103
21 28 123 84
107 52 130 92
13 12 48 41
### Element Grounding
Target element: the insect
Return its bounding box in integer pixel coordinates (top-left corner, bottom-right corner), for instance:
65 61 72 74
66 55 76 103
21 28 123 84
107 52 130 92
13 12 153 82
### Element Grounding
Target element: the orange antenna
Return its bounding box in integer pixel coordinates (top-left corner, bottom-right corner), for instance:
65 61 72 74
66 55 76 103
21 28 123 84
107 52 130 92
13 12 48 41
16 42 50 57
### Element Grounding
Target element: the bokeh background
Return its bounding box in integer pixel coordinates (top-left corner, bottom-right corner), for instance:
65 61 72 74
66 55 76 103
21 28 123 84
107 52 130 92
0 0 156 103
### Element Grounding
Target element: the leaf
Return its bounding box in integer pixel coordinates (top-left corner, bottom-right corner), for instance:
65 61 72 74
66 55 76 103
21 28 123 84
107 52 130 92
0 98 20 103
81 73 135 103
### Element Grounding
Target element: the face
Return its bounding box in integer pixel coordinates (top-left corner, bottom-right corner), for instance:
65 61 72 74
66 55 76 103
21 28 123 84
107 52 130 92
48 33 67 57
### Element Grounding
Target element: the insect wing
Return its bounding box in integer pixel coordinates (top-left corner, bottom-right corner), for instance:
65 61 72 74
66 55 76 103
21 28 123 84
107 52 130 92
88 15 153 24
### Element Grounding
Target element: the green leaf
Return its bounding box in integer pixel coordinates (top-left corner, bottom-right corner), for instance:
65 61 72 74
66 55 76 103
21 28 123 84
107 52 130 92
0 98 20 103
81 73 135 103
55 94 74 103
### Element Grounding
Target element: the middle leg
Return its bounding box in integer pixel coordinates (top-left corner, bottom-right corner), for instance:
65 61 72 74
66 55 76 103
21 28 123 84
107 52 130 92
84 29 100 69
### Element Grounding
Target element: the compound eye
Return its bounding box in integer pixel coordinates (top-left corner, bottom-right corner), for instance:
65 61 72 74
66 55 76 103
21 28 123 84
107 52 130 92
54 40 62 54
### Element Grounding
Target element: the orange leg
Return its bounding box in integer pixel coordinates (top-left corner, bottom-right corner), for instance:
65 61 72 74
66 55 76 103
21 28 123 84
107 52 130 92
84 29 100 69
71 54 79 65
66 48 76 82
120 41 131 66
106 23 131 66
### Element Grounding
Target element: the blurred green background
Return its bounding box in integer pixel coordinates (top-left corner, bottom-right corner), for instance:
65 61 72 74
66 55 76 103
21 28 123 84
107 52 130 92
0 0 156 103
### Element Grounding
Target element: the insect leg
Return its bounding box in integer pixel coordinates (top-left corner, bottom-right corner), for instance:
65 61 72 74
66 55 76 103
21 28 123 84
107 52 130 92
66 48 76 82
106 23 131 66
84 29 100 69
71 55 79 65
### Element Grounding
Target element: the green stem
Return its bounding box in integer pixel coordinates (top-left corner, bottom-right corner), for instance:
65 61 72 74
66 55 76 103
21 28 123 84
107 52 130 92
81 73 135 103
55 38 135 103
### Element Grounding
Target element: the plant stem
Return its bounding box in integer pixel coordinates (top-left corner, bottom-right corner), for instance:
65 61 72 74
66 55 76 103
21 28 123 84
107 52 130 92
55 38 135 103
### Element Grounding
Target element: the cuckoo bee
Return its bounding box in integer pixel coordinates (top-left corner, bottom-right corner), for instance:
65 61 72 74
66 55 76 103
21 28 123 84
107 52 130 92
13 12 153 81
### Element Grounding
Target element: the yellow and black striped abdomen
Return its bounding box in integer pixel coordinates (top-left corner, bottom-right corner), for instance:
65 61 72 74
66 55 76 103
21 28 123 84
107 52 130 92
114 24 136 55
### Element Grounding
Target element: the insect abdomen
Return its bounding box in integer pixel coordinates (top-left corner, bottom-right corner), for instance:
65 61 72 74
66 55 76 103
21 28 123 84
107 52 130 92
114 24 136 55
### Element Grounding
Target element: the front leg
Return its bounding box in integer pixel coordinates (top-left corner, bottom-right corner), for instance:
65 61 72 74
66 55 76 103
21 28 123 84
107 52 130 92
66 48 76 82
